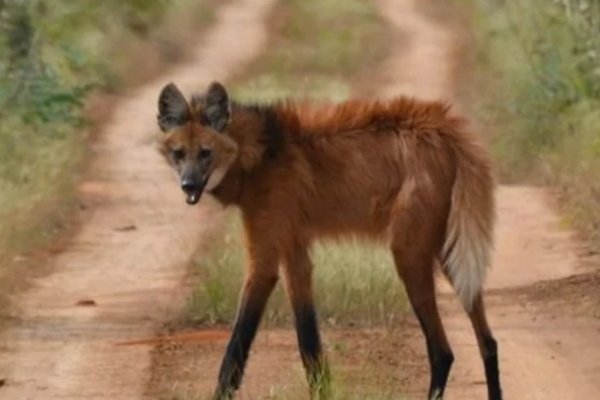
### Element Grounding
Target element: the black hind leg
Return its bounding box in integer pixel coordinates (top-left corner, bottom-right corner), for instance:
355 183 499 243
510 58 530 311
392 250 454 399
282 245 330 398
467 294 502 400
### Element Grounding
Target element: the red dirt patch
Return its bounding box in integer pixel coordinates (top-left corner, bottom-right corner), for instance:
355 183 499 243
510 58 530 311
116 329 230 347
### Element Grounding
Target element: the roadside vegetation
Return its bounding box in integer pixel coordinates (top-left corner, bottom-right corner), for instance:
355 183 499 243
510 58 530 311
183 214 404 328
231 0 386 102
469 0 600 246
171 371 399 400
180 0 404 330
0 0 215 317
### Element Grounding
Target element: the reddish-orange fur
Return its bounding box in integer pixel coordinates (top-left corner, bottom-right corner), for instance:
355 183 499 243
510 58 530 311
207 98 492 261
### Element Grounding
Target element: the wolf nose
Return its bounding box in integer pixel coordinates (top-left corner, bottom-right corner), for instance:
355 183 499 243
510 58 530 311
181 180 199 194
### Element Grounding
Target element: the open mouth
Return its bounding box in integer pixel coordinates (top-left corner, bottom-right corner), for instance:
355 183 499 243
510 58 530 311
183 174 210 205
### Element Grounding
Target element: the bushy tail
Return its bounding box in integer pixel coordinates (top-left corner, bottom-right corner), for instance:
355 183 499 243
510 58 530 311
441 132 496 311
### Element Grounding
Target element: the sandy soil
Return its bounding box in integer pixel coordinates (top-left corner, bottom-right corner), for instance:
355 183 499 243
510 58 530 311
0 0 276 399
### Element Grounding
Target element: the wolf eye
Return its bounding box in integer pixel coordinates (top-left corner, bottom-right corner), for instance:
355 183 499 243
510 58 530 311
198 148 212 159
172 149 185 161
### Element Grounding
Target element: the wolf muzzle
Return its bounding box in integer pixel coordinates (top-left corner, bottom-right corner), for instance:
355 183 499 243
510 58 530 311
181 174 209 205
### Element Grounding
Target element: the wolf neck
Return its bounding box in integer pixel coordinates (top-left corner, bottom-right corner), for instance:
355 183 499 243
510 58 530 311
230 102 285 167
209 102 285 206
229 104 284 169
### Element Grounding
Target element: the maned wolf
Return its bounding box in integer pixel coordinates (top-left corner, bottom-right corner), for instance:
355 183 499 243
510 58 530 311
156 81 502 400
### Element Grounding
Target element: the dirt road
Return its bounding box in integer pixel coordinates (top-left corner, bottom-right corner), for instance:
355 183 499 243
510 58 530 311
378 0 600 398
0 0 276 398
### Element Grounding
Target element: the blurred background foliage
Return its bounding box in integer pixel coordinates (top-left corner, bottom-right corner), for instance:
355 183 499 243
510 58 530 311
2 0 600 307
472 0 600 246
0 0 212 269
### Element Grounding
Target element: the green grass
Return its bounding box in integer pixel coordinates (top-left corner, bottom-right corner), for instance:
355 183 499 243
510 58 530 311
260 374 401 400
183 215 405 328
167 384 400 400
180 0 405 330
231 0 386 102
468 0 600 246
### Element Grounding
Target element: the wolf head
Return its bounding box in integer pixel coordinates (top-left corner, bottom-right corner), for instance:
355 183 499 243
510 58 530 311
157 81 238 205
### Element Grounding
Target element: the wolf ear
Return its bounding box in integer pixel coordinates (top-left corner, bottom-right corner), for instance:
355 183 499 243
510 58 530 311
203 81 230 132
157 83 189 132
